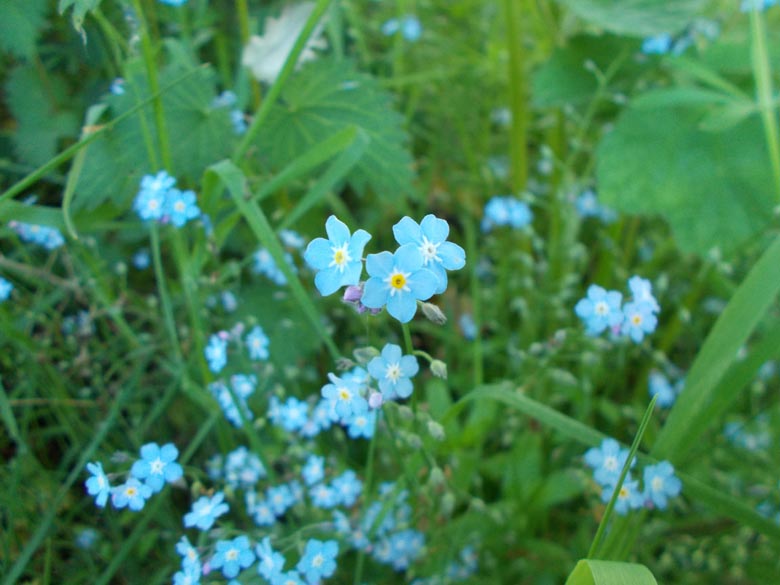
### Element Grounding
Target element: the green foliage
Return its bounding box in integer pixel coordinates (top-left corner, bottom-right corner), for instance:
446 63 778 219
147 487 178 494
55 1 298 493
256 58 415 200
6 67 79 168
58 0 103 34
0 0 48 59
596 92 775 256
565 559 658 585
556 0 706 37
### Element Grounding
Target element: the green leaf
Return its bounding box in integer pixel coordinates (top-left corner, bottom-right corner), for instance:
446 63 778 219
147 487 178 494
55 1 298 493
58 0 102 34
256 58 415 199
556 0 705 37
596 93 775 256
653 234 780 462
6 67 79 168
0 0 47 59
566 559 658 585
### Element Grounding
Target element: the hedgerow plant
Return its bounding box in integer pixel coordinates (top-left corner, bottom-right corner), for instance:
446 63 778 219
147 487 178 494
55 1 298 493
1 0 780 584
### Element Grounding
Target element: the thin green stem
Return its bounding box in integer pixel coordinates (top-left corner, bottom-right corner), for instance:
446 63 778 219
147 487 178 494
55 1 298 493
353 409 380 585
465 219 484 387
750 4 780 202
503 0 529 191
150 224 183 364
401 322 414 355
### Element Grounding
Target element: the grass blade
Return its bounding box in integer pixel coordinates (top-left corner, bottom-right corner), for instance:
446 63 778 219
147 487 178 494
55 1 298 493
566 559 658 585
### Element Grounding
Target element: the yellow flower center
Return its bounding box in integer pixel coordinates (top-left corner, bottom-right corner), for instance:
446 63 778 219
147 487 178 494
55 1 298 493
126 486 138 497
631 314 643 326
619 486 629 499
392 274 406 289
338 387 352 401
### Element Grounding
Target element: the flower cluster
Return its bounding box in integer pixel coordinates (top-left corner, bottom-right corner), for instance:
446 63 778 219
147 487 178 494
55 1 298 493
304 215 465 323
574 189 616 222
481 195 533 232
252 231 306 285
381 15 423 41
210 374 257 427
584 439 682 514
211 90 247 135
648 370 685 408
204 324 270 375
85 442 183 511
9 220 65 249
132 171 201 227
575 275 660 343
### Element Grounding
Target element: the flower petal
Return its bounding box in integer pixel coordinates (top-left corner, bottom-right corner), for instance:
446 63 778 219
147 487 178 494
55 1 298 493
392 216 421 246
420 214 449 243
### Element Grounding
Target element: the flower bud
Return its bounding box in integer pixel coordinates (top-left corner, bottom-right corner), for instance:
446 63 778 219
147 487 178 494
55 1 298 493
430 360 448 379
427 420 445 441
420 302 447 325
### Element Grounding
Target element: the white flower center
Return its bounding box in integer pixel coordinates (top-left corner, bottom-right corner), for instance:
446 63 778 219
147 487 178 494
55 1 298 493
150 458 165 474
226 548 239 561
631 313 643 326
338 386 352 402
385 363 402 383
329 242 351 272
148 199 160 210
594 301 609 316
386 270 411 296
603 456 618 471
651 477 664 492
174 200 186 213
618 486 629 499
312 553 324 567
419 236 441 265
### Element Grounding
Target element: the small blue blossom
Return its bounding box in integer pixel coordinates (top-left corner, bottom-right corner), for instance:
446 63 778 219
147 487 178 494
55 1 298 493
627 275 660 313
296 539 338 583
642 461 682 510
130 442 183 493
159 0 188 5
601 475 644 515
245 325 270 360
134 171 175 221
173 564 201 585
183 492 229 530
205 334 228 373
648 371 677 408
210 380 253 427
584 438 634 487
332 470 362 506
382 16 422 41
256 536 286 581
302 455 325 486
575 285 623 336
271 571 304 585
110 78 125 95
0 277 13 302
111 478 152 511
642 33 674 54
223 446 266 488
361 245 438 323
321 373 368 420
266 483 297 516
10 221 66 249
278 396 309 432
367 343 419 400
176 535 201 571
246 492 277 526
481 196 533 232
575 189 616 222
132 249 151 270
459 313 477 340
345 409 376 439
85 461 111 507
279 229 306 249
253 248 295 285
75 528 98 550
303 215 372 296
309 482 339 509
211 536 255 579
621 300 658 342
392 215 466 294
164 189 201 227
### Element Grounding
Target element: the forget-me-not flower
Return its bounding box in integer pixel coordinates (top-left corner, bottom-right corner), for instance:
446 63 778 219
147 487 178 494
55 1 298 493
601 475 644 515
481 196 533 232
303 215 371 296
296 539 339 583
164 189 201 227
130 442 183 493
648 371 677 407
584 438 634 487
367 343 419 400
256 537 286 581
621 300 658 342
361 244 438 323
392 215 465 294
245 325 270 360
642 461 682 509
205 334 228 373
0 277 13 302
321 373 368 420
381 15 422 41
210 536 256 579
184 492 229 530
111 478 152 511
85 461 111 507
575 285 623 336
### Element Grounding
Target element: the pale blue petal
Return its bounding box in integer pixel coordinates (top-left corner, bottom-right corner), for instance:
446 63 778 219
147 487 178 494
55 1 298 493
160 443 179 462
140 443 160 460
399 355 419 377
429 263 448 294
387 292 417 323
367 356 386 380
361 278 388 309
409 268 438 301
343 260 363 287
392 217 421 245
420 214 449 243
349 229 372 257
395 378 413 398
303 238 332 270
315 268 343 296
438 241 466 270
381 343 402 363
366 251 394 278
395 243 423 272
325 215 350 245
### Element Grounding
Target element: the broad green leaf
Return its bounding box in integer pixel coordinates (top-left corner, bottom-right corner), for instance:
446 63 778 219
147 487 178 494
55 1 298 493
532 35 638 107
556 0 705 37
256 58 415 199
566 559 657 585
6 67 79 168
653 234 780 462
58 0 102 34
0 0 47 59
596 92 775 256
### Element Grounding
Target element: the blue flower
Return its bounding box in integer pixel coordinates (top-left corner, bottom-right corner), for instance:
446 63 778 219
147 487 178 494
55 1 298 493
361 245 438 323
621 300 658 342
130 442 183 493
642 33 673 54
296 539 339 583
247 492 276 526
345 409 376 439
574 285 623 335
321 373 368 420
648 371 677 408
85 461 111 507
302 455 325 486
159 0 188 5
173 564 201 585
278 396 309 432
10 221 66 249
309 482 339 509
132 249 150 270
134 171 175 221
211 536 255 579
271 571 304 585
223 446 266 488
183 492 229 530
741 0 778 11
266 483 297 516
642 461 681 510
332 470 362 506
75 528 98 550
256 536 286 581
627 275 660 313
210 380 253 427
367 343 419 400
253 248 294 285
303 215 371 296
205 334 228 373
392 215 466 294
382 16 422 41
245 325 270 360
110 78 125 95
165 189 201 227
601 475 644 515
111 478 152 511
481 196 533 232
584 438 633 487
176 536 201 571
0 277 13 302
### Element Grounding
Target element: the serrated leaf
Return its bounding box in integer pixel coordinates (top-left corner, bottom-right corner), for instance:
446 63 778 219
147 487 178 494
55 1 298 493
256 58 415 199
0 0 47 59
6 67 79 167
566 559 658 585
596 93 775 256
556 0 705 37
73 57 235 212
58 0 102 33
